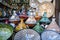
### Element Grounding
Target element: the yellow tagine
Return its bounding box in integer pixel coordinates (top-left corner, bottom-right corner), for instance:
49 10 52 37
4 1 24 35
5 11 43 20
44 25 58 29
15 18 26 32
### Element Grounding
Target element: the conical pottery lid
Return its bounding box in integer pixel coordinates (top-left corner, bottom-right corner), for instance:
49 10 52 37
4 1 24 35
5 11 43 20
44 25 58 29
25 16 36 24
39 1 54 18
40 12 50 24
0 23 13 40
27 7 36 17
15 19 27 32
33 22 44 33
19 5 28 19
46 17 60 33
41 30 60 40
9 10 20 21
14 29 40 40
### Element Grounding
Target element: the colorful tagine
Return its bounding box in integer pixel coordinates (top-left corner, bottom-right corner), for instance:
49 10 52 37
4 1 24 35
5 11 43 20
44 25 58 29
25 16 36 28
19 5 28 19
40 12 50 24
14 29 40 40
0 23 13 40
33 22 44 33
27 7 36 17
9 10 20 25
46 16 60 33
15 18 27 32
41 30 60 40
35 12 41 21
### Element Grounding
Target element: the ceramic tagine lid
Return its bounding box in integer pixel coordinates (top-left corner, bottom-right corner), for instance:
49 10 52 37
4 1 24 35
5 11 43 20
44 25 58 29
15 18 27 32
41 30 60 40
33 22 44 33
19 5 28 19
9 10 20 22
14 29 40 40
40 12 50 24
46 16 60 33
25 15 36 26
27 7 36 17
35 12 41 21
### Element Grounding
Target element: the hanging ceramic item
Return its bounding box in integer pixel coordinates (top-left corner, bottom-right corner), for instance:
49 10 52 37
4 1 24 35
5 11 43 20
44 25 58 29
14 29 40 40
25 16 36 27
19 5 28 20
29 0 40 8
40 12 50 24
41 30 60 40
33 22 44 33
9 10 20 24
46 16 60 33
0 23 13 40
15 18 27 32
39 1 54 18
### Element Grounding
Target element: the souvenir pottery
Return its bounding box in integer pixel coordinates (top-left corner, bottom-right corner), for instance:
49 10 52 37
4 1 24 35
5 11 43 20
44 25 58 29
29 0 40 8
33 22 44 33
39 1 54 18
35 12 41 21
19 5 28 20
0 23 13 40
27 7 36 17
15 18 27 32
9 10 20 24
25 16 36 28
40 12 50 24
46 17 60 33
41 30 60 40
14 29 40 40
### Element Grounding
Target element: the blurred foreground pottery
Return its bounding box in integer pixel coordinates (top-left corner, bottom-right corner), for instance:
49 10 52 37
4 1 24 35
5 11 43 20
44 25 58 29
0 23 13 40
41 30 60 40
14 29 40 40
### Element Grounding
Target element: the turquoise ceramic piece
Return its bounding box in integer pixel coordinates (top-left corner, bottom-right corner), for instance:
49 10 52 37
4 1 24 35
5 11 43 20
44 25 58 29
33 22 44 33
40 12 50 24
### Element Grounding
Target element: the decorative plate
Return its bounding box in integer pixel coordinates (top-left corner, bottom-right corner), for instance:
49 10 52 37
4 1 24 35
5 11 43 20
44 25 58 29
41 30 60 40
14 29 40 40
39 1 54 18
